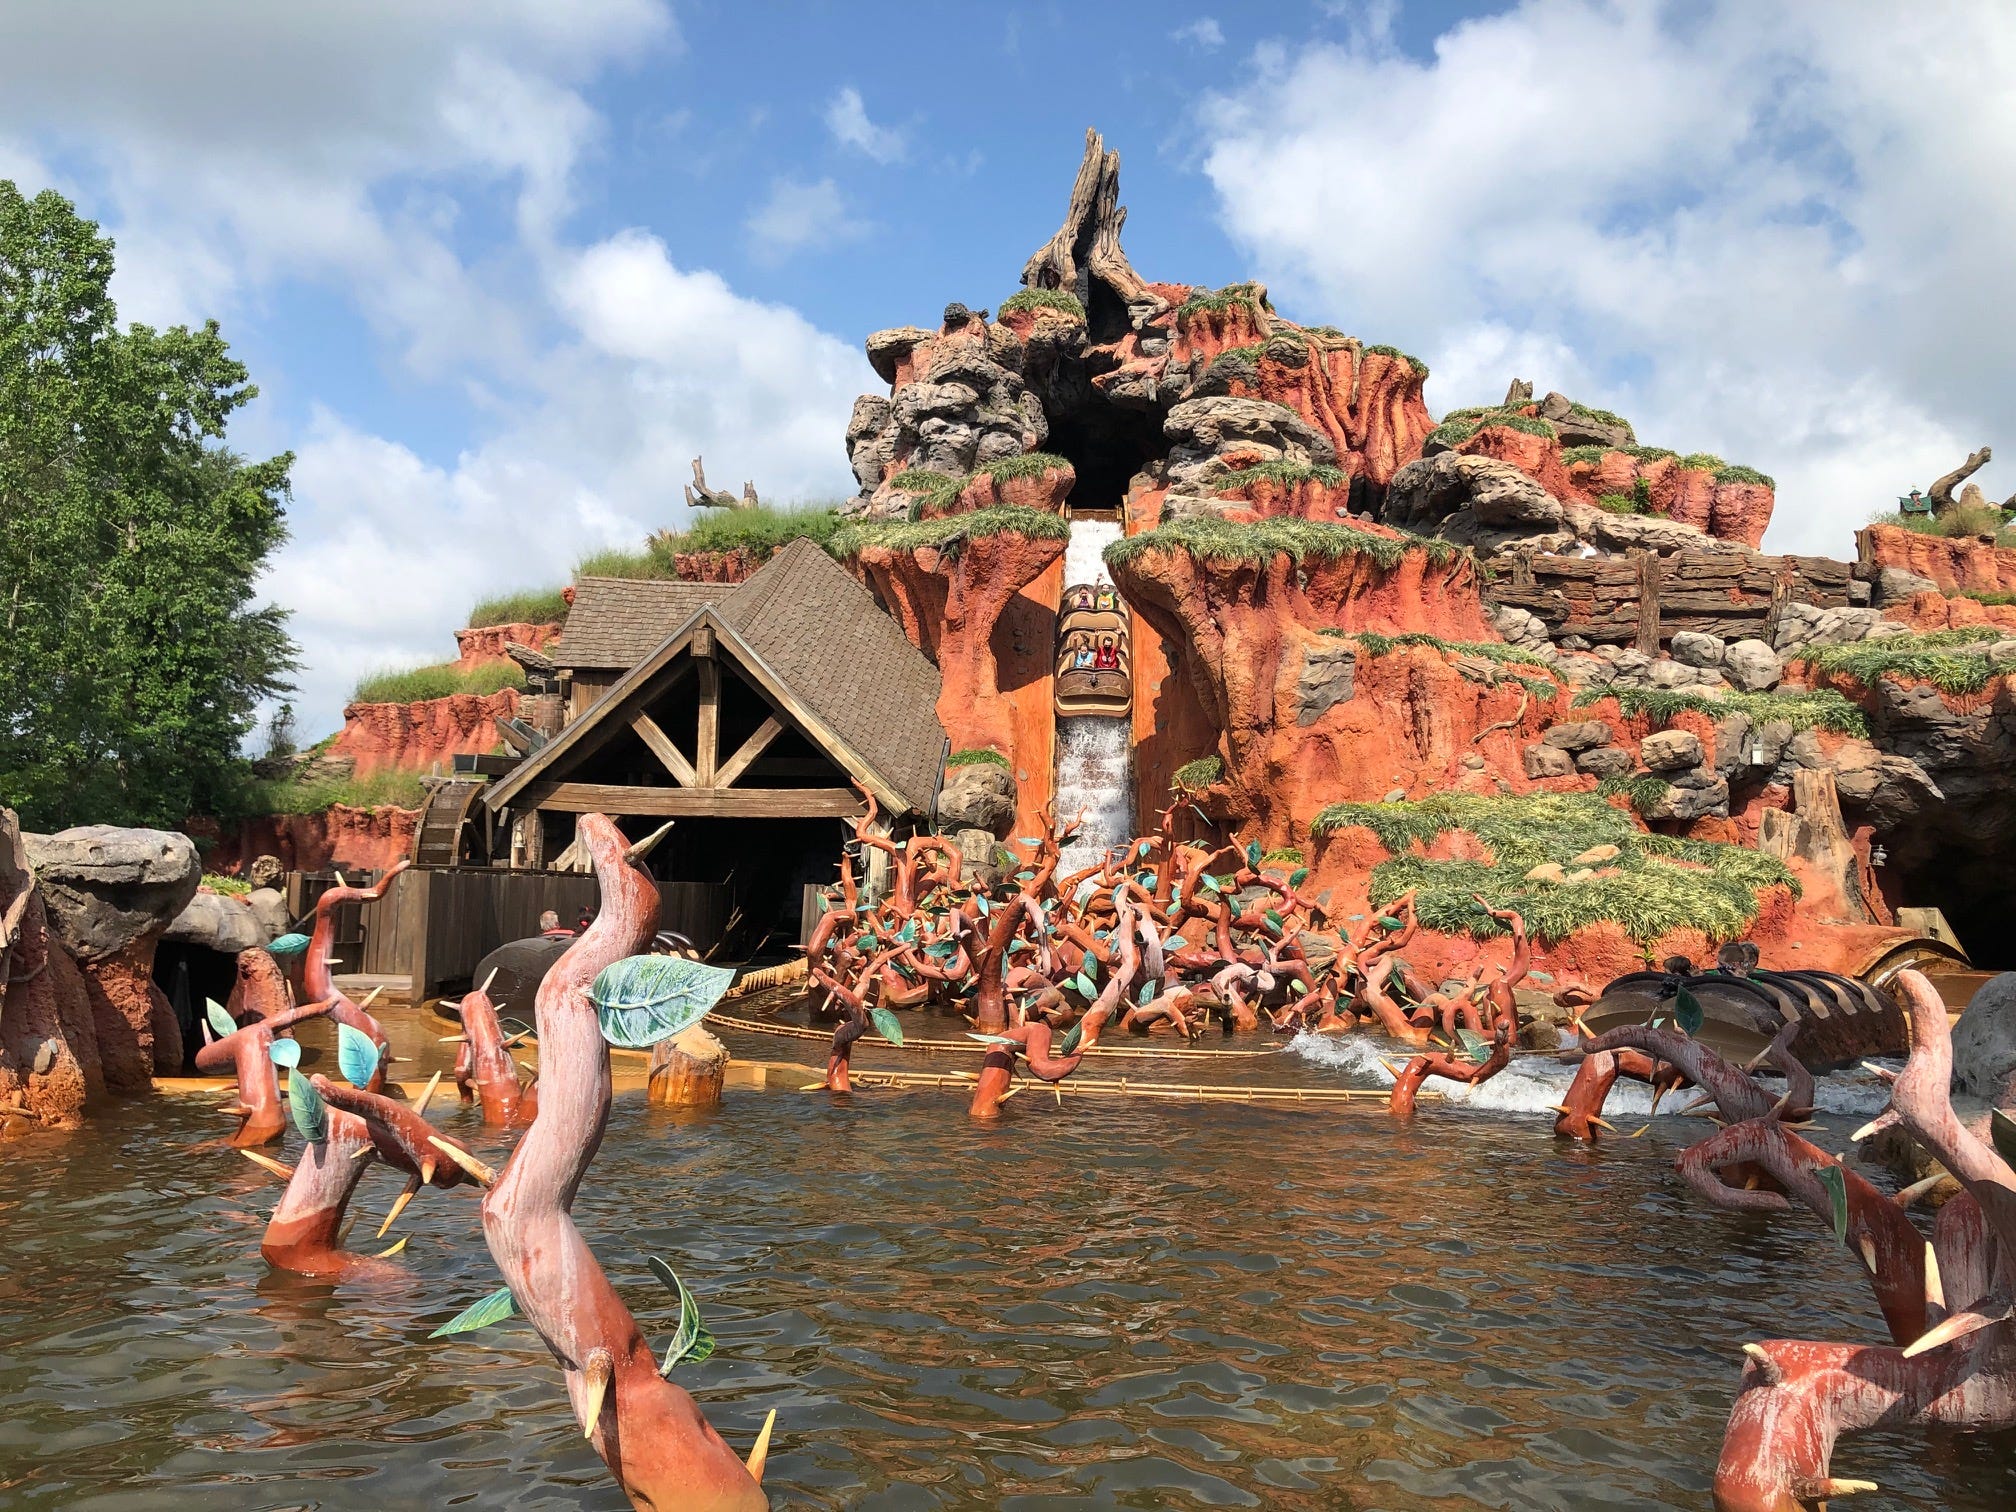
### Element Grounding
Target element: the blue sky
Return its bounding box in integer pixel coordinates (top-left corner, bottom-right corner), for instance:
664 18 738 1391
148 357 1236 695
3 2 2012 738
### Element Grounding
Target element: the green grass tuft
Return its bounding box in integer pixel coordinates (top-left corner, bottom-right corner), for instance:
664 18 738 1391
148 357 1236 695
1623 445 1678 462
653 503 846 560
999 288 1085 319
1595 774 1674 816
1310 790 1795 944
1105 515 1465 574
1261 846 1305 864
975 451 1071 482
1560 445 1609 466
1576 685 1869 736
1215 459 1349 494
467 587 569 628
1351 630 1555 672
247 769 432 815
1175 281 1273 323
1960 589 2016 606
1678 452 1726 472
946 748 1011 769
202 872 252 895
1868 504 2016 545
1427 419 1479 449
351 661 526 706
831 505 1071 560
573 545 665 580
1364 342 1428 376
1173 756 1224 792
1798 628 2014 695
1713 463 1775 489
1568 401 1633 431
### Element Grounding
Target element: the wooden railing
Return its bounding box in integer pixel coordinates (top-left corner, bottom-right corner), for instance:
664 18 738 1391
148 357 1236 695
1486 548 1853 650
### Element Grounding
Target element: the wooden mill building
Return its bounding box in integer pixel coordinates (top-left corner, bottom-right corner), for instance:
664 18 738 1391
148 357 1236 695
481 538 948 952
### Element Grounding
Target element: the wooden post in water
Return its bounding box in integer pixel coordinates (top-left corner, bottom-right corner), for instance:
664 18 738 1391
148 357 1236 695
649 1024 730 1108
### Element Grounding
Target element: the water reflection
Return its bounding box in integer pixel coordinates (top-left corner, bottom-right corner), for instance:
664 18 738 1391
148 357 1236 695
0 1042 2010 1509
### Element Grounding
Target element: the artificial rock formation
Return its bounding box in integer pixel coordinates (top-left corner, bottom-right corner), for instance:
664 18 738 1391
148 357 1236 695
330 688 521 776
0 810 102 1126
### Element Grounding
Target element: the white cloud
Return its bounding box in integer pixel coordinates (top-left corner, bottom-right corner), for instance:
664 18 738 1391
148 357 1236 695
0 2 875 738
823 86 906 164
1172 18 1225 50
743 176 869 263
1196 1 2016 555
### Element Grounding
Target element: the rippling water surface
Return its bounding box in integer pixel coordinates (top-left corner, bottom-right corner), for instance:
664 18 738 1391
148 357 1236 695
1 1020 2012 1510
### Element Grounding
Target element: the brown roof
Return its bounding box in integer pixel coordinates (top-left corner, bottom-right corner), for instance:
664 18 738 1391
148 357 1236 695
487 541 947 814
550 578 723 671
717 539 947 814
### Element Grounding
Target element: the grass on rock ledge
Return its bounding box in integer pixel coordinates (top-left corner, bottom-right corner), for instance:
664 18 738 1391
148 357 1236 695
351 661 525 705
1311 790 1795 944
1106 516 1466 573
999 289 1084 320
1579 685 1869 736
1798 627 2015 695
466 587 569 628
575 504 849 581
946 749 1010 770
1214 459 1348 494
830 505 1071 560
248 769 432 814
1868 504 2016 548
1172 756 1223 792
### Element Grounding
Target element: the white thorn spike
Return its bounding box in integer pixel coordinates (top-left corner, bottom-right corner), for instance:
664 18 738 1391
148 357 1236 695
412 1069 443 1118
478 967 499 995
745 1408 776 1482
1925 1241 1945 1310
581 1349 614 1439
624 819 677 864
1895 1173 1946 1208
426 1134 496 1187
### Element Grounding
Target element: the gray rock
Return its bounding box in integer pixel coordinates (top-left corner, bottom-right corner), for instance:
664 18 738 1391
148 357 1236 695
1952 972 2016 1102
1576 746 1636 778
955 828 1006 891
1296 642 1357 726
1524 743 1575 779
164 891 265 955
1713 713 1754 776
1722 639 1782 692
1639 730 1704 772
1381 788 1407 804
1670 631 1725 669
1648 658 1699 689
1490 603 1552 651
1537 391 1635 450
1871 565 1940 608
937 762 1016 837
1542 720 1611 752
1384 452 1562 533
21 825 201 961
1162 396 1337 491
864 326 933 385
245 887 289 941
1644 771 1730 821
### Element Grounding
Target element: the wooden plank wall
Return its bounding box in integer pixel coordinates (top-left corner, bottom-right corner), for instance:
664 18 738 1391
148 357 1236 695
1488 549 1853 647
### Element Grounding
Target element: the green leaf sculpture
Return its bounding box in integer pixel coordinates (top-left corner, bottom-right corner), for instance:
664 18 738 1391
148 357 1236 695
869 1006 904 1046
967 1032 1016 1046
1815 1163 1849 1244
1377 915 1404 932
1288 867 1309 889
1059 1020 1085 1057
429 1285 518 1339
1454 1028 1491 1064
647 1257 717 1374
268 1038 302 1069
1245 840 1262 869
336 1022 382 1087
1674 985 1705 1038
1137 980 1157 1005
205 999 237 1041
265 932 311 958
588 955 736 1050
288 1067 327 1144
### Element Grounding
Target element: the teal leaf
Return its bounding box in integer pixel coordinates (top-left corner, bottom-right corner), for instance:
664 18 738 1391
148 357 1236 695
1263 908 1285 933
265 931 311 958
897 919 917 943
1454 1028 1490 1064
1017 837 1043 847
647 1257 717 1374
1377 915 1403 932
1015 870 1035 882
336 1022 382 1088
1074 971 1096 998
1990 1108 2016 1167
429 1285 518 1339
1059 1020 1085 1056
588 956 736 1050
1815 1163 1849 1244
975 896 990 916
1288 868 1309 889
870 1007 905 1046
967 1032 1017 1046
205 999 237 1041
268 1038 302 1070
1245 840 1262 868
1674 985 1704 1038
287 1067 327 1144
1137 980 1156 1005
1199 874 1221 894
1290 980 1308 995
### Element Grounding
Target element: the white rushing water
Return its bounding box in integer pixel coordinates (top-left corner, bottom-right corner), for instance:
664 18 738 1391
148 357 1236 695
1055 516 1135 876
1289 1031 1897 1119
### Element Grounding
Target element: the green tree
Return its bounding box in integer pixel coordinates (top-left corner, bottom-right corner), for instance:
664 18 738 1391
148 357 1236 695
0 182 297 831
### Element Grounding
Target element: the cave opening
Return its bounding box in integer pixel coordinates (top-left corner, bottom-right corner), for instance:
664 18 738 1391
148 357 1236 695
1042 380 1166 517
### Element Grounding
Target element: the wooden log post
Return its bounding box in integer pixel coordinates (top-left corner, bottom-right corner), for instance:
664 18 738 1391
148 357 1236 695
1634 551 1663 655
648 1025 729 1109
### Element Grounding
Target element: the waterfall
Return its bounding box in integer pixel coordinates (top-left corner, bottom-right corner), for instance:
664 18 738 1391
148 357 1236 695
1054 517 1135 875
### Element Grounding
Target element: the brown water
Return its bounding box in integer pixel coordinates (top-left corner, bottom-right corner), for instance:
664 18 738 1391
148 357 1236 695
1 1021 2012 1510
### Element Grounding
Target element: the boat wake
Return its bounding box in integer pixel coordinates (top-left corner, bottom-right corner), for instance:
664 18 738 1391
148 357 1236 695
1288 1031 1895 1118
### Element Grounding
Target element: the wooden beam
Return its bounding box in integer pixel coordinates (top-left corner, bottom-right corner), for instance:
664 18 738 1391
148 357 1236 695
715 715 783 788
695 658 719 786
522 782 865 818
631 712 697 787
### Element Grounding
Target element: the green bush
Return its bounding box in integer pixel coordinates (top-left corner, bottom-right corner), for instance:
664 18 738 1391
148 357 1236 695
1799 627 2013 695
999 288 1086 319
351 660 526 705
947 748 1010 769
1491 415 1559 440
1594 774 1673 816
1961 589 2016 606
202 872 252 895
1173 755 1224 792
1578 685 1869 737
1105 515 1465 573
1310 790 1795 943
1568 401 1633 431
467 587 569 628
1594 490 1647 516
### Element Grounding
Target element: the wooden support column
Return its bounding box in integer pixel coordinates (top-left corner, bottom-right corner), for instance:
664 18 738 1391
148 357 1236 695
694 626 719 787
1634 551 1663 655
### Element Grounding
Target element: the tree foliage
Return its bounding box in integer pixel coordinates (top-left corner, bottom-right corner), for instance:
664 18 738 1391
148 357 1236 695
0 182 296 830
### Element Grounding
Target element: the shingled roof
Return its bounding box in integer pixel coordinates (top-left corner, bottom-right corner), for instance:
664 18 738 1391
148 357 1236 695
490 540 947 815
550 578 723 671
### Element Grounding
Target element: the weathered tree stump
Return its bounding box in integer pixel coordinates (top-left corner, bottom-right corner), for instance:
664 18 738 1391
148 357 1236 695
648 1024 729 1109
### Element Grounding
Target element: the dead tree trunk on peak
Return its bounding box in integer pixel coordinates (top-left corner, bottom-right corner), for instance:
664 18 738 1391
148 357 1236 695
1928 446 1992 518
1021 127 1160 329
684 456 758 512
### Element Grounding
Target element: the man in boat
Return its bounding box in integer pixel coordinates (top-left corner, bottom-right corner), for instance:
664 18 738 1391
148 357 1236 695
539 910 574 940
